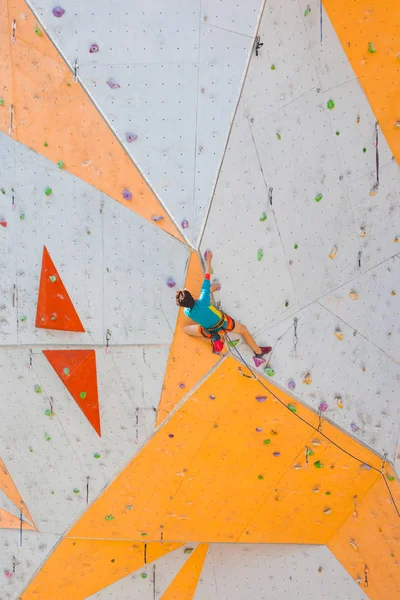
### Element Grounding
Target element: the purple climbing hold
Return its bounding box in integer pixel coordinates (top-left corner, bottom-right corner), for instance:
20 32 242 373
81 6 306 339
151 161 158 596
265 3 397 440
319 402 329 413
52 6 65 17
168 434 174 438
204 249 210 260
253 356 266 368
106 79 120 89
167 278 176 288
255 427 263 433
273 452 281 457
179 382 185 389
351 421 360 433
288 380 296 391
181 220 189 229
126 133 138 143
360 463 371 470
209 395 216 400
256 396 267 403
151 216 164 222
89 44 99 53
122 189 132 201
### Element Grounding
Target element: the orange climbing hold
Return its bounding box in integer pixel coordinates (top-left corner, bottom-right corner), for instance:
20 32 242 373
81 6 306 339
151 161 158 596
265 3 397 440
0 458 35 525
36 246 85 332
43 350 101 436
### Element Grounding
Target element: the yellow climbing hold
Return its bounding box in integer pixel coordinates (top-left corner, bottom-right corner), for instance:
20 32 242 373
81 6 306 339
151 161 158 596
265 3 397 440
302 373 312 385
336 396 343 409
334 330 343 341
328 246 337 259
391 290 396 296
359 228 366 237
349 540 358 551
349 291 359 300
394 237 399 243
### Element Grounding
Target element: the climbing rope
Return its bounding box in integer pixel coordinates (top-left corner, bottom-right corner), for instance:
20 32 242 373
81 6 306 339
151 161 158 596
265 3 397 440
225 333 400 519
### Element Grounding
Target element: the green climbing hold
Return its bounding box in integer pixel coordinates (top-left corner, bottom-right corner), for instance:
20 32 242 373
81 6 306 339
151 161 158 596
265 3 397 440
257 249 264 261
63 367 70 376
20 316 27 322
35 385 42 394
336 131 340 136
315 193 323 202
104 514 115 521
50 315 57 321
94 453 101 459
263 439 271 445
368 42 376 54
387 474 395 482
1 188 6 194
276 132 281 140
66 82 72 87
44 433 51 441
314 460 324 469
0 98 4 106
57 160 65 169
270 64 276 70
325 491 331 496
304 6 311 16
44 142 48 147
49 275 57 283
327 99 335 110
45 409 53 417
294 244 298 250
141 532 148 536
73 488 80 494
260 212 267 222
19 212 25 220
141 573 148 579
363 148 367 153
306 448 315 457
45 187 52 196
257 475 264 480
265 367 275 377
287 403 297 413
80 392 87 400
35 26 42 36
228 339 240 348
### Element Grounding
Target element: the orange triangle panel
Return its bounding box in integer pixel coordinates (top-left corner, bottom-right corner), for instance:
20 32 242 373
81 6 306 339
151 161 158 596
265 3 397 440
156 252 220 426
36 246 85 332
0 458 35 525
0 508 35 530
43 350 101 436
160 544 209 600
0 0 183 241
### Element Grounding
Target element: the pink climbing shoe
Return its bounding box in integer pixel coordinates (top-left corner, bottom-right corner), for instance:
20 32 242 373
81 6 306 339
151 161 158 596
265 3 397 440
255 346 272 359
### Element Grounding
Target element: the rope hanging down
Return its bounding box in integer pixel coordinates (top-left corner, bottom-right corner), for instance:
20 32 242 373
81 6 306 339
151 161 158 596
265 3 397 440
225 332 400 519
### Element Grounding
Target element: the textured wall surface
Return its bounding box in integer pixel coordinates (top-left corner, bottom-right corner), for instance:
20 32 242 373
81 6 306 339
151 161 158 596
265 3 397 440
0 1 399 599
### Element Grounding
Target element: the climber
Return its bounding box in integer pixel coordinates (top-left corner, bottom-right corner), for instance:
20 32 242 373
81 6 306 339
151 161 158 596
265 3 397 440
175 250 272 359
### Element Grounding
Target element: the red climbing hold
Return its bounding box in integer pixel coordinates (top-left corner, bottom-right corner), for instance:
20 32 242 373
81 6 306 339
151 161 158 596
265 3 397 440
0 221 7 227
35 246 85 332
43 349 101 436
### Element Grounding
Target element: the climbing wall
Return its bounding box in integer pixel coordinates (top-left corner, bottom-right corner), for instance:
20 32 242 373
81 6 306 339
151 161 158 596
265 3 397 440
27 0 265 243
0 0 399 599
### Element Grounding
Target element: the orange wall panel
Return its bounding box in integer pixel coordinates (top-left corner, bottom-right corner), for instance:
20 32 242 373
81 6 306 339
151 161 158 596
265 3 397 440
324 0 400 164
157 252 221 426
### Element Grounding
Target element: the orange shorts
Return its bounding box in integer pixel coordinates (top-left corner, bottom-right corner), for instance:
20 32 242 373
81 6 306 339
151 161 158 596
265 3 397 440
198 315 235 339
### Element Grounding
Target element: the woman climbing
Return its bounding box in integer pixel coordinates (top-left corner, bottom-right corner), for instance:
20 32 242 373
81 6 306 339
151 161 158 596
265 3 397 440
175 250 272 361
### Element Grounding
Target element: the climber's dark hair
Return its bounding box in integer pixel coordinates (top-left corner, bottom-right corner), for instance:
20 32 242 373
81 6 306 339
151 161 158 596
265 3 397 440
175 289 195 309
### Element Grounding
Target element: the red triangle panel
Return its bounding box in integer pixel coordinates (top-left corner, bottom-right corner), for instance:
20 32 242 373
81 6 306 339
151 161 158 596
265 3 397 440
35 246 85 332
43 350 101 436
